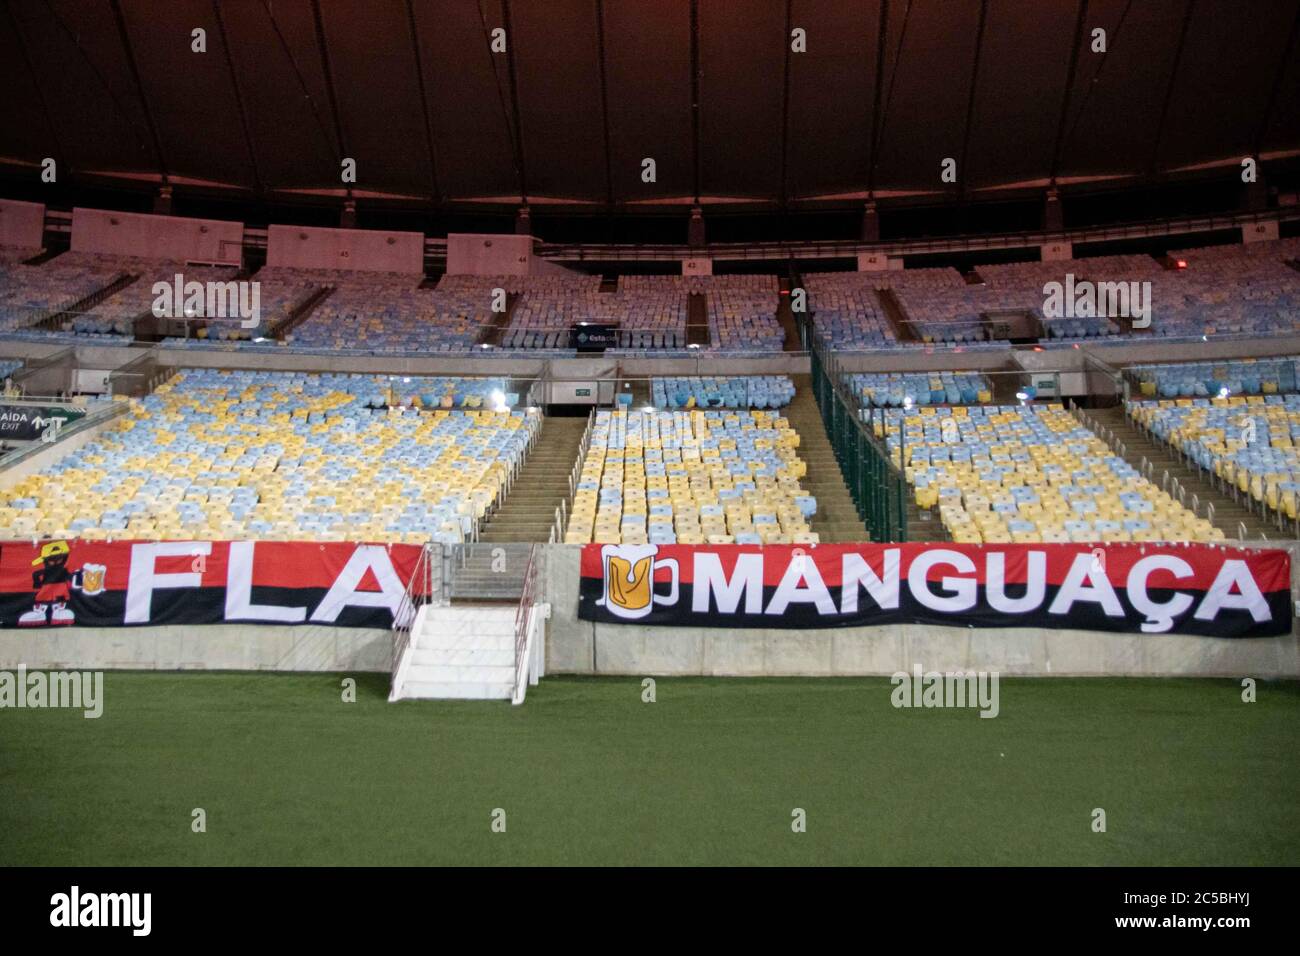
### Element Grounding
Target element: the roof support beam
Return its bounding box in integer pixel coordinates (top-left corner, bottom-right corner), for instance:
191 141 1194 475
689 0 701 204
3 0 65 173
778 0 793 208
956 0 989 199
866 0 889 194
499 0 529 204
1049 0 1089 183
404 0 442 203
1147 0 1195 177
107 0 167 179
594 0 615 213
870 0 913 194
1253 0 1300 160
211 0 262 196
309 0 348 163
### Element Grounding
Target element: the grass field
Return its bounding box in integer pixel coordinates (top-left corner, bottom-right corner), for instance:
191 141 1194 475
2 672 1297 866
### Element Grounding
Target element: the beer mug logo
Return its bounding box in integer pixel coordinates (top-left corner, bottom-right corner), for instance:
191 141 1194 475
598 544 679 620
80 563 106 596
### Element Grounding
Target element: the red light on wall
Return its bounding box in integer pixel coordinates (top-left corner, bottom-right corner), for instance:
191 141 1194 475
1176 259 1187 269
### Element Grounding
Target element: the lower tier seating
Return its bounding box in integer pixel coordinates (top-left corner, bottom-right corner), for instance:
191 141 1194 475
564 408 818 545
1129 393 1300 521
878 403 1219 543
0 369 538 544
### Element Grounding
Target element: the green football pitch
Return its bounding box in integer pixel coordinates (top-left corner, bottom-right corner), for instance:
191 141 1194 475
2 672 1297 866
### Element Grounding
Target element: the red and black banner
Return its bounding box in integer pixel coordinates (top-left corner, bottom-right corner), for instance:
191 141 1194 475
579 543 1293 637
0 539 424 629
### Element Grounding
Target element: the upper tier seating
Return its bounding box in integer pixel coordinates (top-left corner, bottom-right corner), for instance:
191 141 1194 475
803 272 897 349
0 251 134 334
847 371 993 407
1129 393 1300 521
287 272 484 352
189 266 325 340
436 275 598 350
1078 241 1300 339
614 275 691 349
702 275 783 351
875 267 994 344
879 403 1218 543
564 408 818 546
0 370 537 544
70 260 240 336
980 259 1122 339
651 375 795 409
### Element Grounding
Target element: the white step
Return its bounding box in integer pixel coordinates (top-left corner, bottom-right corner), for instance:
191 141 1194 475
423 606 517 628
414 631 514 652
401 680 514 700
405 663 515 684
411 647 515 667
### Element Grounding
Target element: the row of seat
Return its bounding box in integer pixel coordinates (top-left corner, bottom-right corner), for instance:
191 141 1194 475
878 403 1218 543
1129 393 1300 521
1130 357 1299 398
563 408 818 545
0 369 538 544
651 376 794 409
847 371 993 407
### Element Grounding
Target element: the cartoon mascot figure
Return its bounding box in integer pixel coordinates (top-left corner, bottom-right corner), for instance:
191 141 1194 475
19 540 83 627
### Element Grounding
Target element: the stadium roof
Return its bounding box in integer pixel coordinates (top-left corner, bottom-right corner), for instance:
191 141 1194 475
1 0 1297 214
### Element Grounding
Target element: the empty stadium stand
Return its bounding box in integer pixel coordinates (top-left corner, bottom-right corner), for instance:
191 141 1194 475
562 407 819 546
882 402 1220 543
0 370 538 544
1124 355 1300 535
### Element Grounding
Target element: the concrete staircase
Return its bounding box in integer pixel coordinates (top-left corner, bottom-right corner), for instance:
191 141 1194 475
1083 404 1276 540
480 415 589 543
786 375 870 542
391 604 516 700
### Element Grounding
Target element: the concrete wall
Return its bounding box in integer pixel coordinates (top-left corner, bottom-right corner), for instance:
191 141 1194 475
266 224 423 274
8 332 1300 387
0 624 391 672
446 233 533 276
0 199 45 249
71 208 243 264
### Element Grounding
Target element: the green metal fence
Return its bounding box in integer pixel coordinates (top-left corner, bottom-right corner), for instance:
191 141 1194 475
809 329 909 542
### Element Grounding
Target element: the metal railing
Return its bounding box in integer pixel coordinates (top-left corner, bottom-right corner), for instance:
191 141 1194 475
511 544 541 704
810 327 908 542
389 543 442 700
0 398 130 471
1122 398 1298 540
554 408 596 542
1071 404 1225 534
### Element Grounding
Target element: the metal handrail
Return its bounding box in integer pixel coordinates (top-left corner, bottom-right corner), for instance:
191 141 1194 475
389 542 439 700
512 545 540 702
